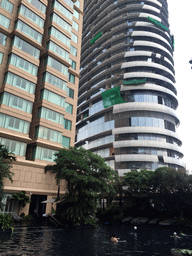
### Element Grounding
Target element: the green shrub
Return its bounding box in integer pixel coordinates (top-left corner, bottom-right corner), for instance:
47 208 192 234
0 213 14 232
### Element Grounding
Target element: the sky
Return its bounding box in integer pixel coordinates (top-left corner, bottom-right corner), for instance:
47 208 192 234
168 0 192 171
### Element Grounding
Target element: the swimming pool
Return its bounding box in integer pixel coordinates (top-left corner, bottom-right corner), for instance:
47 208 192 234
0 224 191 255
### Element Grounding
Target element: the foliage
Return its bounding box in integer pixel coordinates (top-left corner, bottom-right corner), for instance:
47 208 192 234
0 213 14 232
123 169 153 197
11 191 30 215
97 204 121 222
150 167 190 194
0 144 16 210
46 147 119 225
23 214 33 223
122 167 192 219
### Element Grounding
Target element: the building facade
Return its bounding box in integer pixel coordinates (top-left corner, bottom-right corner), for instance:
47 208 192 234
76 0 185 177
0 0 84 215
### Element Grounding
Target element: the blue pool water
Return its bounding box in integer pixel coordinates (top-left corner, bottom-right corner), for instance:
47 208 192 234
0 224 191 255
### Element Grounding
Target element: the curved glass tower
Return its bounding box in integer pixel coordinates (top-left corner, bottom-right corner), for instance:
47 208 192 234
76 0 185 176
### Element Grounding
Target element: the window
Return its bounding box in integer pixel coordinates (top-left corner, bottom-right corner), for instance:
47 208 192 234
0 137 27 156
63 118 72 130
63 0 73 8
73 9 79 19
71 32 78 43
43 72 68 91
74 0 80 8
72 20 79 31
13 36 40 59
9 53 38 76
38 107 63 124
69 73 75 84
19 4 44 28
45 56 68 76
26 0 46 13
4 72 36 94
62 136 70 148
41 89 65 107
69 59 76 70
15 20 42 43
51 13 72 33
70 45 77 56
0 32 7 46
34 146 57 161
0 113 30 134
35 126 62 143
65 102 73 114
1 92 33 113
49 26 70 47
67 87 74 98
53 1 73 20
0 52 3 64
0 0 13 13
0 14 10 29
47 41 69 62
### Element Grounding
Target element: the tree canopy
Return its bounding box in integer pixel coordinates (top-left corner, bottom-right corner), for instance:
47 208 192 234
45 147 119 225
0 143 16 209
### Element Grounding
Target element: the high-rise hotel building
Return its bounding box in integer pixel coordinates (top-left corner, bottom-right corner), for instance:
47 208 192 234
0 0 84 215
76 0 185 177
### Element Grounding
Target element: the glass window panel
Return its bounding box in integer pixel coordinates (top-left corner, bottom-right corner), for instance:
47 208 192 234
1 92 33 113
0 52 3 64
62 136 70 148
69 73 75 84
0 32 7 46
0 14 10 29
65 102 73 114
34 146 57 161
9 53 38 76
0 113 29 134
13 36 40 59
53 1 73 20
49 26 70 47
36 126 62 143
69 59 76 70
0 137 27 156
74 0 80 8
46 56 68 76
4 72 36 94
0 0 13 13
15 20 42 43
72 20 79 31
41 89 65 107
63 118 72 130
73 9 79 19
26 0 46 13
43 72 67 92
70 45 77 56
19 4 44 28
51 13 72 33
67 87 74 98
47 41 69 62
63 0 73 8
71 32 78 43
38 107 63 124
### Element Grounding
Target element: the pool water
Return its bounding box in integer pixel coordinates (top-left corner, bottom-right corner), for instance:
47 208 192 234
0 224 191 255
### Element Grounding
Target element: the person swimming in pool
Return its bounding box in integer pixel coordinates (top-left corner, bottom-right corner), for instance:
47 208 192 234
111 234 120 243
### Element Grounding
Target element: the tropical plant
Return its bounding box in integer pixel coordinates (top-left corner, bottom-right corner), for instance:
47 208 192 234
0 213 14 232
45 147 119 225
0 144 16 210
11 191 30 215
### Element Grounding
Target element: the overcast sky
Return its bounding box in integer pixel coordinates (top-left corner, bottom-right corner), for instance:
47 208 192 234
168 0 192 171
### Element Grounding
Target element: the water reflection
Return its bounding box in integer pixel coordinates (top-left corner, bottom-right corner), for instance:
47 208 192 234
0 225 192 256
